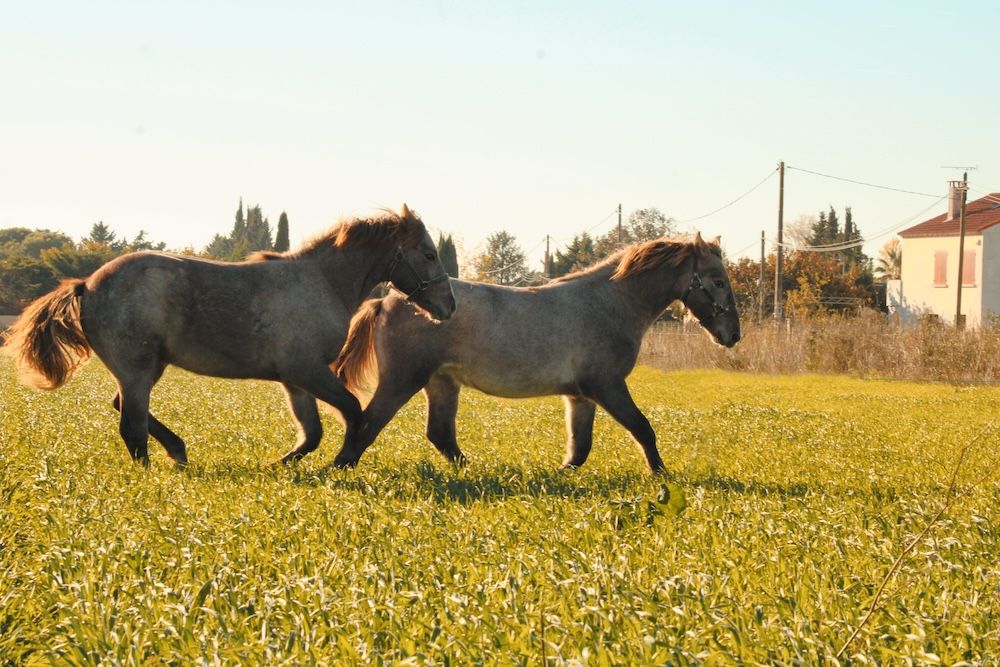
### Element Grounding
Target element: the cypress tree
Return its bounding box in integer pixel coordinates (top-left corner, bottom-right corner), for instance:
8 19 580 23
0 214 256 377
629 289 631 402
437 233 459 278
232 198 246 241
275 212 290 252
244 205 273 251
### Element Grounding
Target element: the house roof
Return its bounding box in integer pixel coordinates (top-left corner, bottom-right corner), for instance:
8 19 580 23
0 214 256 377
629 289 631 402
899 193 1000 238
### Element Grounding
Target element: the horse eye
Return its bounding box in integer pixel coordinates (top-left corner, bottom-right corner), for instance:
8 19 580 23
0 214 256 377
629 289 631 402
425 252 437 261
713 279 725 289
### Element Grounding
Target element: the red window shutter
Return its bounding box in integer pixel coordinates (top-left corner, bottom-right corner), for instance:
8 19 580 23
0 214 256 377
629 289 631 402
963 250 976 286
934 251 948 286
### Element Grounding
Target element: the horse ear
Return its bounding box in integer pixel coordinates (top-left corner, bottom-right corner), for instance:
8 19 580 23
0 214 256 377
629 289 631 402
709 235 721 247
400 203 412 221
693 231 704 246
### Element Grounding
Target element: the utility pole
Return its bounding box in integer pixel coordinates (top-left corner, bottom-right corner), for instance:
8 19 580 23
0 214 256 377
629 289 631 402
955 171 968 329
543 234 552 277
617 203 623 246
758 230 765 322
773 161 785 321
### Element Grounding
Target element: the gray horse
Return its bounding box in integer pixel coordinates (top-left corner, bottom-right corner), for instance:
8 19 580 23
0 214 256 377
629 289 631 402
3 205 455 467
334 233 740 474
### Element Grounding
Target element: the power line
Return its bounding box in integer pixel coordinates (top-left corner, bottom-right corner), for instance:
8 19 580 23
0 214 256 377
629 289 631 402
676 167 778 224
968 185 1000 205
777 197 945 253
786 165 940 198
480 235 548 276
550 209 619 246
727 239 760 257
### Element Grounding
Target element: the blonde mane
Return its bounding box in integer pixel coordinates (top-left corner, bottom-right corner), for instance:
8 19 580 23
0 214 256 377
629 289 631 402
610 234 719 281
551 234 719 283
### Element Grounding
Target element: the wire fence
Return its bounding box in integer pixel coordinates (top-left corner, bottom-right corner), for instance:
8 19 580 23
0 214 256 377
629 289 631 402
640 316 1000 383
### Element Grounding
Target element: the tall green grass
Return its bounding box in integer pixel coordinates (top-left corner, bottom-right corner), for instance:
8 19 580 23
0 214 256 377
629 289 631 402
1 359 997 663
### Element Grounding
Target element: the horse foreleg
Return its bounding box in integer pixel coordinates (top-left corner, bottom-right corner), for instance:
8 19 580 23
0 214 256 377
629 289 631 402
112 393 188 466
332 378 425 468
585 380 665 475
278 384 323 464
424 375 465 465
560 396 596 469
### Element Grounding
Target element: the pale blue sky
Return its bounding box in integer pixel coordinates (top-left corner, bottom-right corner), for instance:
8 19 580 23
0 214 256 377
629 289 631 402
3 1 998 268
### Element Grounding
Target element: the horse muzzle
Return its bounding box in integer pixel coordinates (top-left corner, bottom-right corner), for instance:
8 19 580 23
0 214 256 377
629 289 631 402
721 329 741 348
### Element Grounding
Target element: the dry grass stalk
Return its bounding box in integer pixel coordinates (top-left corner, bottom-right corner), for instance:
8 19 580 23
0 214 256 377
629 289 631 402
641 314 1000 383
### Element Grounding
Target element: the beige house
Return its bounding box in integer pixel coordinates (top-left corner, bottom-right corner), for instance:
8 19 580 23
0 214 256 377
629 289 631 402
890 183 1000 328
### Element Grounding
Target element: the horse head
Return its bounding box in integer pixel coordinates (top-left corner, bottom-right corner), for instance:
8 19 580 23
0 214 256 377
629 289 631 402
386 204 457 322
682 234 741 348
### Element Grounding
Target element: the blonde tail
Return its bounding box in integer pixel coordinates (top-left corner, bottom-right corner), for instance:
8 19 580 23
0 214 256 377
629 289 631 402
1 280 91 390
334 298 384 397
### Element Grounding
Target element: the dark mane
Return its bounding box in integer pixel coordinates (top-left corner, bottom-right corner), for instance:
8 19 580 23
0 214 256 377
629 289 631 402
257 208 427 261
551 234 719 284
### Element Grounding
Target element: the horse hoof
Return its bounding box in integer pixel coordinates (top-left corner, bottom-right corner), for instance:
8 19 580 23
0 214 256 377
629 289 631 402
331 456 358 469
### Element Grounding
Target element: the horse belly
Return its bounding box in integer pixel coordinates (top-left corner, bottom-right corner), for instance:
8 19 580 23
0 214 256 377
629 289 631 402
163 319 282 380
168 348 280 381
441 360 575 399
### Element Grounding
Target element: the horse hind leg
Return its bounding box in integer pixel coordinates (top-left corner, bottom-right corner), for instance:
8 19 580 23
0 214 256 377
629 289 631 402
279 383 323 464
115 381 154 467
424 375 465 465
111 392 188 466
585 379 665 475
560 396 596 469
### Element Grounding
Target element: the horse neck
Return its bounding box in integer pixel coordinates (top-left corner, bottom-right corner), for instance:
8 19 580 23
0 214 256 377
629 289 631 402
614 255 694 325
314 243 395 312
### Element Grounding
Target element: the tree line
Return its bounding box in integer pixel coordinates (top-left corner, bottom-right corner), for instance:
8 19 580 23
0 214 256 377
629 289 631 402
469 205 902 319
2 199 901 318
0 199 290 312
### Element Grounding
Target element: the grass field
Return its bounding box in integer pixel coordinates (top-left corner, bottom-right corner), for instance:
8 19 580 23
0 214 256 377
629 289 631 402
1 359 998 664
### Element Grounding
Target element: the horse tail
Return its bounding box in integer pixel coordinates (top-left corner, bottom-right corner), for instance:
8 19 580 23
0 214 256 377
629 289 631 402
335 298 384 396
1 280 92 390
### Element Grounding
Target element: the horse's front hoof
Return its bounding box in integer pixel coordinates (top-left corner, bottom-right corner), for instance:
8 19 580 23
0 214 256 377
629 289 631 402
331 455 359 469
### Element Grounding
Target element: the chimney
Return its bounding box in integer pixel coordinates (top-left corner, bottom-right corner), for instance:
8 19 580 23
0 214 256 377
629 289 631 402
947 180 964 220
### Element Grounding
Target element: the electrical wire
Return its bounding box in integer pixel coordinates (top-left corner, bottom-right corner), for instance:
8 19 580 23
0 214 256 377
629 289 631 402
479 235 547 276
675 167 778 224
777 197 945 253
968 186 1000 205
786 166 940 198
727 239 761 258
549 209 620 246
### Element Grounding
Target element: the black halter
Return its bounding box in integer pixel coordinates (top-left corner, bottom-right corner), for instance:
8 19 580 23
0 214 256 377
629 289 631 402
385 247 450 303
681 254 732 323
